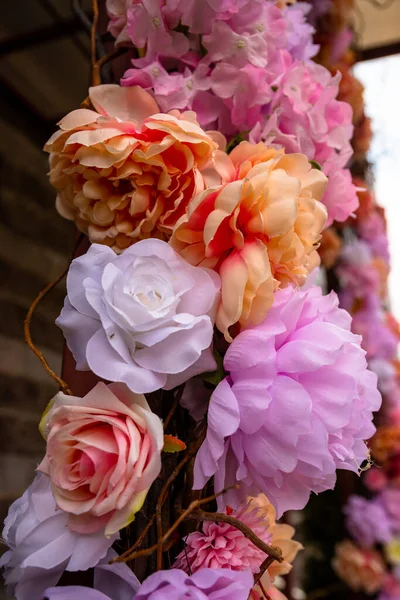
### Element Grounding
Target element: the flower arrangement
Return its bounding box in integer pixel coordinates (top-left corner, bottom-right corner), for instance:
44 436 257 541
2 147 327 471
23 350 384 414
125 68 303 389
0 2 384 600
303 3 400 599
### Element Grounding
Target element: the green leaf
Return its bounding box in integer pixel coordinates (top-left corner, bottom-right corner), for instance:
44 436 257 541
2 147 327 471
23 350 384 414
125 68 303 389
163 434 187 453
201 349 225 386
309 160 322 171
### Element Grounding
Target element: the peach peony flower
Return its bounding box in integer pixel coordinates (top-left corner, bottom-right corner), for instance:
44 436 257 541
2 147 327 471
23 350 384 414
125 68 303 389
45 84 217 252
333 540 386 594
249 494 302 599
171 142 327 338
38 382 164 536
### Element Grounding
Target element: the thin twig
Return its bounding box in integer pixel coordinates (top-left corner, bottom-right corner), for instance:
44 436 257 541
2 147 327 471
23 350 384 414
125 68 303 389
24 234 85 395
112 486 236 564
92 46 128 88
156 422 201 570
192 510 283 566
24 268 72 395
117 514 157 562
254 555 278 585
91 0 99 85
259 580 272 600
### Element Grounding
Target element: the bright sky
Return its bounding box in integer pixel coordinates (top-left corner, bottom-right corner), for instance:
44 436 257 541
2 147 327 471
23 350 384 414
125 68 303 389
354 55 400 322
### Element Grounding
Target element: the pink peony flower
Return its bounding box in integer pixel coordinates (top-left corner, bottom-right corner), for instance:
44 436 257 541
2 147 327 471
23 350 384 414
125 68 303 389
173 501 272 573
321 169 359 227
0 473 117 600
134 568 254 599
38 382 164 535
344 495 393 548
56 240 220 393
194 286 381 515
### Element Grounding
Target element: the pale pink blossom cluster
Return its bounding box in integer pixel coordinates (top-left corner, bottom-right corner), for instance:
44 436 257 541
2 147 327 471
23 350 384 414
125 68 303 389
110 0 357 228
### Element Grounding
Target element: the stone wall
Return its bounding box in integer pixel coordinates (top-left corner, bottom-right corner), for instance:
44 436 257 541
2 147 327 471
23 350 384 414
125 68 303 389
0 108 75 598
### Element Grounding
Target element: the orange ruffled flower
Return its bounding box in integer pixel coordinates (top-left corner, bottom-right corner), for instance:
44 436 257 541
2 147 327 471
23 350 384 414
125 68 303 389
45 85 217 252
171 142 327 338
371 425 400 465
333 540 386 594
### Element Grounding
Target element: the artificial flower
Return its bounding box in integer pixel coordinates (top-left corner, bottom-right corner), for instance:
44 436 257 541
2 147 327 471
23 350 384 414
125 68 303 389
43 548 140 600
333 540 386 594
384 540 400 567
321 169 358 227
319 227 342 269
106 0 132 45
378 576 400 600
173 500 273 574
126 1 189 59
371 425 400 465
172 143 327 338
134 568 254 599
38 382 164 535
344 495 393 547
283 2 318 61
0 473 117 600
194 285 381 515
364 467 388 493
350 303 398 361
45 84 217 252
56 240 220 393
250 494 302 582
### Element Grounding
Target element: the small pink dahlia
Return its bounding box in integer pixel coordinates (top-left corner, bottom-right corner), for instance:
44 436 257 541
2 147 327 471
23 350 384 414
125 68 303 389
173 502 271 574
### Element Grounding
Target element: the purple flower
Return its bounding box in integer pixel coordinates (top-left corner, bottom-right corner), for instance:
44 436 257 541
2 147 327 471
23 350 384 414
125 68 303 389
0 474 117 600
283 3 319 61
43 549 139 599
56 240 220 394
350 302 398 361
358 211 390 264
344 495 393 547
194 286 381 516
135 568 254 599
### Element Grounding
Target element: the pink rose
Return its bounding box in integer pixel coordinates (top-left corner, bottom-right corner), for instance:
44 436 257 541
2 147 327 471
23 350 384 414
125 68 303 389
38 382 164 536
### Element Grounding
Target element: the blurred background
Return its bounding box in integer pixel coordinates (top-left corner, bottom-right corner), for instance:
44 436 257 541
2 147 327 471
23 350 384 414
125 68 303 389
0 0 399 598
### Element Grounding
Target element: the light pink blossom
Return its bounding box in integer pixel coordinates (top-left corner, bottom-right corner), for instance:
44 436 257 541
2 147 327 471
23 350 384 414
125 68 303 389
38 382 164 535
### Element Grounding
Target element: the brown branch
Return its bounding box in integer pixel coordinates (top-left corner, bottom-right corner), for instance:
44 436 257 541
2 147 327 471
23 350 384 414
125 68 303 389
92 47 128 88
24 268 72 395
112 486 235 564
259 580 272 600
254 555 277 585
91 0 99 85
117 514 156 562
192 510 283 566
156 420 201 570
24 234 85 396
